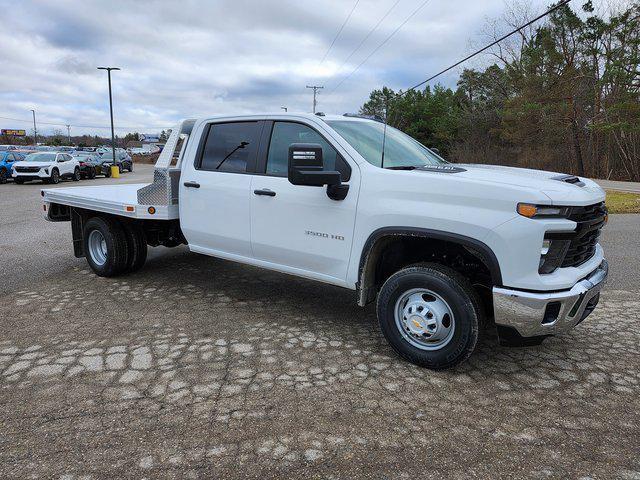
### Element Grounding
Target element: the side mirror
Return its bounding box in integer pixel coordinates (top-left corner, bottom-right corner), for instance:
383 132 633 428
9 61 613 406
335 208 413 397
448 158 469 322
288 143 340 187
287 143 349 200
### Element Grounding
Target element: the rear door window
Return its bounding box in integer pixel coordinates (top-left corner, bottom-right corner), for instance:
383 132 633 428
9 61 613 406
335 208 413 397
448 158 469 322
198 122 260 173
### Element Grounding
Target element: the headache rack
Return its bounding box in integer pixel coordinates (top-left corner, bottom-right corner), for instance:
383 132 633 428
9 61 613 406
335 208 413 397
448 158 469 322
136 119 196 206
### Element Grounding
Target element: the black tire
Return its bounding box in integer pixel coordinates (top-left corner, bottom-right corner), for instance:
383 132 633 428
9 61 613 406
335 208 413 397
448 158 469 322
376 263 481 370
89 169 96 179
0 168 7 184
83 216 130 277
50 169 60 184
72 167 81 181
14 177 25 184
105 167 111 178
121 221 147 273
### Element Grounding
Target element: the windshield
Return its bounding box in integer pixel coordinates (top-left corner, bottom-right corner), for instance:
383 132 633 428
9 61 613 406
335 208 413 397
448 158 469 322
326 120 446 168
24 153 56 162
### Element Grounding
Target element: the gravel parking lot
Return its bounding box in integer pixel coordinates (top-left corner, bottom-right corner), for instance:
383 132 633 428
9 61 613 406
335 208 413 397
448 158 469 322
1 170 639 478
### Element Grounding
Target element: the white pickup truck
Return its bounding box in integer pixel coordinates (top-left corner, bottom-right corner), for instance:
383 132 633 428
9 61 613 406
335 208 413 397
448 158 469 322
42 113 608 369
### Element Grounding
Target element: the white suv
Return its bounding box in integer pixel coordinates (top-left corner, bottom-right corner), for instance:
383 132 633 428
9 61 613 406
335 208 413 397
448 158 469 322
12 151 81 184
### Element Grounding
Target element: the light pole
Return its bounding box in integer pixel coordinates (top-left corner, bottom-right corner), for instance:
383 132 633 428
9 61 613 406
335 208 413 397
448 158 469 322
30 109 37 146
66 124 71 145
97 66 120 169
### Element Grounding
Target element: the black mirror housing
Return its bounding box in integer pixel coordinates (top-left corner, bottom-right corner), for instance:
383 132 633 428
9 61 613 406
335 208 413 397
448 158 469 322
288 143 340 187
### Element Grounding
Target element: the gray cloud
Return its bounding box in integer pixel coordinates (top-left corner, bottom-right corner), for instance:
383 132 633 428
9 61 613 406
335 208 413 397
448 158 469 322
0 0 554 135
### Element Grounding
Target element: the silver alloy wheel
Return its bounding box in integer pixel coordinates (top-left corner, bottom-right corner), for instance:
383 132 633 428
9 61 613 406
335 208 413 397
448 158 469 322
394 288 456 351
88 229 108 266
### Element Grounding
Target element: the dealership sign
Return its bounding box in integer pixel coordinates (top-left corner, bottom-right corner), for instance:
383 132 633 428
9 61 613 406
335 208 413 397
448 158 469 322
1 129 27 136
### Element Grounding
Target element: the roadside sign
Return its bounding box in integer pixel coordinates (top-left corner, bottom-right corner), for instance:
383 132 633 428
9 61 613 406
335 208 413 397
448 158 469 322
1 129 27 136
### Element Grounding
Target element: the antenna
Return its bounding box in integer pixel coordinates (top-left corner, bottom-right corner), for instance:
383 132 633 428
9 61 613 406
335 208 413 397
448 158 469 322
380 101 389 168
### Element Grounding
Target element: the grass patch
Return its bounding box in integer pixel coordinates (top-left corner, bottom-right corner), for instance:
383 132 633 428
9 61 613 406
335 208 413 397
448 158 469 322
606 190 640 214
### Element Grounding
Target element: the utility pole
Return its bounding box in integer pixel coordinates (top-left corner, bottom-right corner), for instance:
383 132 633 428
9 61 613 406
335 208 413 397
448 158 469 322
30 109 37 146
306 85 324 113
97 66 121 168
66 124 71 145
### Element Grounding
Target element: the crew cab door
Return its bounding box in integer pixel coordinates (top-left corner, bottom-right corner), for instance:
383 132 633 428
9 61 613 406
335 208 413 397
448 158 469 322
179 120 263 258
250 120 360 284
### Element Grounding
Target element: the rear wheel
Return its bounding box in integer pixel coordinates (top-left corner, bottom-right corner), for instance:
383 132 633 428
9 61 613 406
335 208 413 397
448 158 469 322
376 263 481 370
121 222 147 273
72 167 81 181
83 217 129 277
105 167 111 178
0 168 7 184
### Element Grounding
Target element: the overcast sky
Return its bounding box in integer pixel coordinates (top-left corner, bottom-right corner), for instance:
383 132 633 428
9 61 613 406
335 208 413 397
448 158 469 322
1 0 557 136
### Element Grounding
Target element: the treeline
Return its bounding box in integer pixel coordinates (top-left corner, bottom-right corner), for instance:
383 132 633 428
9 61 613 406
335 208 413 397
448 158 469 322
360 1 640 181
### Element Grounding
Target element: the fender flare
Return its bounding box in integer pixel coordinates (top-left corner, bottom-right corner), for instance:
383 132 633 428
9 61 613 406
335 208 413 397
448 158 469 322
356 227 503 306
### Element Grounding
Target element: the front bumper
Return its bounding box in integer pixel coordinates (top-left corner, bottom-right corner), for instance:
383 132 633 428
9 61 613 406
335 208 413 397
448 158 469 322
13 171 48 179
493 260 608 339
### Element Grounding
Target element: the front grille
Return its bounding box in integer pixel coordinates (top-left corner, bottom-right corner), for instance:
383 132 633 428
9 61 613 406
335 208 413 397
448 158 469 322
15 166 41 173
560 202 607 268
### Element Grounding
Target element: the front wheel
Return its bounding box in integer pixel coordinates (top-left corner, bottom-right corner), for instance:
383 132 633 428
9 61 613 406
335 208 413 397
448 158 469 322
0 168 7 184
50 169 60 184
376 263 481 370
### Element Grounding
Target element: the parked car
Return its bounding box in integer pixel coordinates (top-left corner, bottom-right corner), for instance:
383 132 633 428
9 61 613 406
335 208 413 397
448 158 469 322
118 150 133 172
41 114 608 370
0 151 20 183
12 151 81 184
96 152 121 175
98 150 133 173
71 152 100 179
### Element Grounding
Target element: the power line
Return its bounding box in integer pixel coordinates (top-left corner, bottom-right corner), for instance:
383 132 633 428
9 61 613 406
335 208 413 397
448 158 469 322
0 115 169 131
327 0 433 96
319 0 361 65
332 0 402 80
403 0 573 93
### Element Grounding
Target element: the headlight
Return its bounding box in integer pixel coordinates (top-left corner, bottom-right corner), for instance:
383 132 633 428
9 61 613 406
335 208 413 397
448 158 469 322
517 203 571 218
538 237 571 274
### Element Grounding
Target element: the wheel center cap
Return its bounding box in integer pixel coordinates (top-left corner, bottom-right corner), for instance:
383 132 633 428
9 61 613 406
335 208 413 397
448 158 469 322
408 314 435 335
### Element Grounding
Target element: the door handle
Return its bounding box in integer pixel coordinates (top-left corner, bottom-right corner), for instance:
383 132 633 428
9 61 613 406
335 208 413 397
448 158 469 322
184 181 200 188
254 189 276 197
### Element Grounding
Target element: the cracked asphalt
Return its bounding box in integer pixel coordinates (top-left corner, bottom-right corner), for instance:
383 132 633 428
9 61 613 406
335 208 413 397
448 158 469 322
1 172 639 479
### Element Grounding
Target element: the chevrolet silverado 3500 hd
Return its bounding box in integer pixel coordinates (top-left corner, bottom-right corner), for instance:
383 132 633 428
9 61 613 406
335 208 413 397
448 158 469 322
42 114 608 369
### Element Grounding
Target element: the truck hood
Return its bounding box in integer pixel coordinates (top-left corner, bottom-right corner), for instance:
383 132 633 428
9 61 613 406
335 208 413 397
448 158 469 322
452 164 605 205
13 161 52 168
